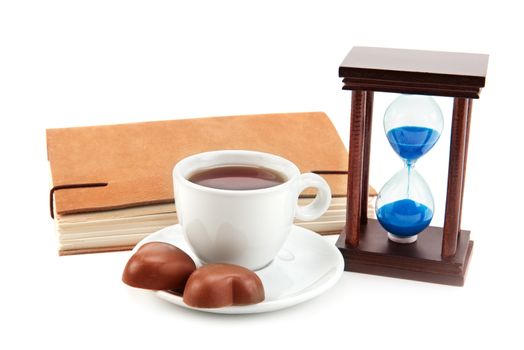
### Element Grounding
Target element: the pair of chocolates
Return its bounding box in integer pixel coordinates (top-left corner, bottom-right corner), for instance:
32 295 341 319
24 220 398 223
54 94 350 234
122 242 265 308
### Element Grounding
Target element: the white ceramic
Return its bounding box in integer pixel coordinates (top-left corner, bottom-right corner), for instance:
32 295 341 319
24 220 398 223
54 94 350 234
133 224 344 314
173 150 332 270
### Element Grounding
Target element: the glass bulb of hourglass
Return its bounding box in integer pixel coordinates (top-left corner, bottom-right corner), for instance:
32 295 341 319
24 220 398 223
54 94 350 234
384 94 444 162
376 166 434 242
376 94 444 243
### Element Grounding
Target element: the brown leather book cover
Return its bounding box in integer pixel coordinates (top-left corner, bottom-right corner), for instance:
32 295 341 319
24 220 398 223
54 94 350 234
47 112 373 217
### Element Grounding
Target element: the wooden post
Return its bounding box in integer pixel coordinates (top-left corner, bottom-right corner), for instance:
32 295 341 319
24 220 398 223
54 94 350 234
458 99 473 230
442 98 469 258
360 91 374 224
345 90 366 248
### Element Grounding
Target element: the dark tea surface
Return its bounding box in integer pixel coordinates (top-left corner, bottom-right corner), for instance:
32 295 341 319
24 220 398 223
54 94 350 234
188 165 286 190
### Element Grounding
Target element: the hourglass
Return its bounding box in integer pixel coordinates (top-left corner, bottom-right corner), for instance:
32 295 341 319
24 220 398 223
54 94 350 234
336 47 488 286
376 95 443 244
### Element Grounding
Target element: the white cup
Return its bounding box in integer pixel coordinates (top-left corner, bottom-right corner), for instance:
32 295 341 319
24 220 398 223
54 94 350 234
173 150 331 270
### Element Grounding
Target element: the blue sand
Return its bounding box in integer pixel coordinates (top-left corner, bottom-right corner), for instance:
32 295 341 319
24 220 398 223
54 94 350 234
386 126 440 161
377 199 433 237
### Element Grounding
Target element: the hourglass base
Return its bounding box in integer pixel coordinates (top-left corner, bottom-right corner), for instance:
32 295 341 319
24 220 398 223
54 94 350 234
336 219 474 286
387 233 418 244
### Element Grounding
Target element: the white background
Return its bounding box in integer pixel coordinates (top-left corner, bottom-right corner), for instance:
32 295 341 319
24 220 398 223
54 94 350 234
1 1 523 349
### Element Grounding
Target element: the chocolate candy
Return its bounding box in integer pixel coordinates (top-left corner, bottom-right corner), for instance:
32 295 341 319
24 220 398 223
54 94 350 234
122 242 196 291
183 264 265 308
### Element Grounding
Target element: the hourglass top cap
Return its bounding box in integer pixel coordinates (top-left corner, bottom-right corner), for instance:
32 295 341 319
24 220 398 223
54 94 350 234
339 46 489 98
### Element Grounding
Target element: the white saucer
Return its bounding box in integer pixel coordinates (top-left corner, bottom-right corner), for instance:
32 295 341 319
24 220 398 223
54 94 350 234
132 224 344 314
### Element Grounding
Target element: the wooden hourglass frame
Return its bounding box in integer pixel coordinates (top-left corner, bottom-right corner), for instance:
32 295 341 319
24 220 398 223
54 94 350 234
336 47 489 286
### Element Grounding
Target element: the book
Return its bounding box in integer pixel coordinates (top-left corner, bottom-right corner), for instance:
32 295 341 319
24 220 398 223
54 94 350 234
47 112 376 255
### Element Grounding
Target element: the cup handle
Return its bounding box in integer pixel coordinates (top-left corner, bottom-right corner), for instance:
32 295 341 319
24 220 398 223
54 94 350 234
295 173 332 221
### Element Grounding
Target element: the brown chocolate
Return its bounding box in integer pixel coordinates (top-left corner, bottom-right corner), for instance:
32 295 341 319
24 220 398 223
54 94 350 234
183 264 265 308
122 242 196 290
